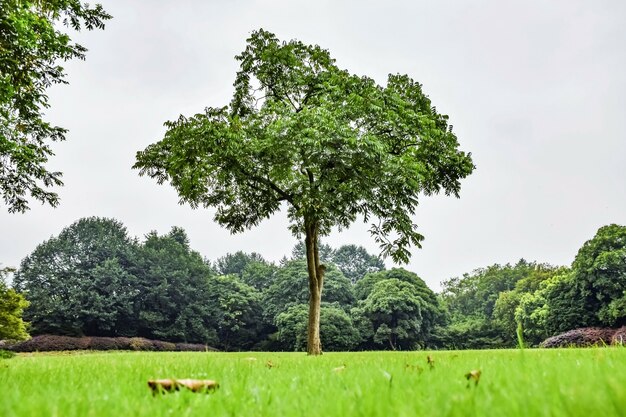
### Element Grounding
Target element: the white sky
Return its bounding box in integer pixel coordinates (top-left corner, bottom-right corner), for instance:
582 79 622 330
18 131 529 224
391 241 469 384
2 0 625 290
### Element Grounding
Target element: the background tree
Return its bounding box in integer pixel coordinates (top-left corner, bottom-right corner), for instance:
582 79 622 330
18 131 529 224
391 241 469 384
353 268 443 349
492 264 568 346
290 242 335 264
331 244 385 284
570 224 626 326
0 266 29 341
216 251 265 276
240 259 277 291
354 279 425 350
134 29 474 354
439 260 536 348
275 303 360 351
134 228 217 344
206 274 265 350
14 217 138 336
0 0 110 212
261 259 354 323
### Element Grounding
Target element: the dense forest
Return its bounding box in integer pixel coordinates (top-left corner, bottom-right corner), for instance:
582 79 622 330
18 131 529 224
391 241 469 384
2 217 625 351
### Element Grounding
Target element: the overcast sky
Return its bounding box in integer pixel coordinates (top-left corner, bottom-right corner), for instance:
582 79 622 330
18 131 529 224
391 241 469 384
2 0 625 290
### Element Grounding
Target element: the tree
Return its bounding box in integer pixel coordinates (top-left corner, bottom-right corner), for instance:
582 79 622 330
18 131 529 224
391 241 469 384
134 29 474 354
0 0 111 212
571 224 626 326
492 265 568 346
14 217 138 336
275 303 361 351
439 260 536 348
215 251 265 276
262 259 354 322
353 268 443 349
240 259 277 291
354 279 426 350
134 228 218 344
206 274 265 350
0 267 29 341
332 244 385 284
290 241 335 263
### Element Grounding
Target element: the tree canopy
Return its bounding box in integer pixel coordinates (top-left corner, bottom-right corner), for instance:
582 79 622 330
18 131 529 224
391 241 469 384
0 266 29 341
14 217 138 336
134 29 474 354
0 0 111 212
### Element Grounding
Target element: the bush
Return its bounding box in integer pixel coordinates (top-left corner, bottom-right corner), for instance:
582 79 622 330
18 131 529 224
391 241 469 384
611 326 626 345
8 335 216 352
540 327 617 348
0 349 16 359
175 342 216 352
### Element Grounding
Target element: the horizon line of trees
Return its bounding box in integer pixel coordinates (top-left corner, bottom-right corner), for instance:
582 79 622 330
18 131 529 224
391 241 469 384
2 217 626 351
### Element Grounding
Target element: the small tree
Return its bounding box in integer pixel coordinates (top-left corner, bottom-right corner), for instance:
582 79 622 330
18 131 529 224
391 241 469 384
134 29 474 354
0 267 29 341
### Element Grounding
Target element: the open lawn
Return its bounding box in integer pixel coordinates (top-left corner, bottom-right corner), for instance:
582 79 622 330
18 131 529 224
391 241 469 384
1 348 625 417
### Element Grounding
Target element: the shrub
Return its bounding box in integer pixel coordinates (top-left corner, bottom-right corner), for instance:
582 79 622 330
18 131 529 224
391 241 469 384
175 343 216 352
0 349 16 359
612 326 626 345
8 335 217 352
540 327 617 348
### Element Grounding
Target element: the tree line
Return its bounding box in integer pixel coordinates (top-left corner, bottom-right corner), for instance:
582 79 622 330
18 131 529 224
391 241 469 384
4 217 625 351
7 217 443 351
440 224 626 348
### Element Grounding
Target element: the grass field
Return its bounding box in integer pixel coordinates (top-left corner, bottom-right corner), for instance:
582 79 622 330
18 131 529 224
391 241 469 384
1 348 625 417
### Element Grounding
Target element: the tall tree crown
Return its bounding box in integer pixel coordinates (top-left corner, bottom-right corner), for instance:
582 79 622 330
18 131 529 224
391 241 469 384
134 29 474 262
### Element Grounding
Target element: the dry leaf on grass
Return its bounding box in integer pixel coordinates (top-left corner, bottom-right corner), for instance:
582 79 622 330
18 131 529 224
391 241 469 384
148 379 219 394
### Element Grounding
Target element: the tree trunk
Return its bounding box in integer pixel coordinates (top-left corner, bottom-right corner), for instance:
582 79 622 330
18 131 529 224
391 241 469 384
304 221 324 355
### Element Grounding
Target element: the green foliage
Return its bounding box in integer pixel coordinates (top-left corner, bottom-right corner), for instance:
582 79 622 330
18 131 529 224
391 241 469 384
330 244 385 284
0 0 111 212
353 269 443 350
240 259 277 291
216 251 265 277
134 228 217 344
262 260 354 321
206 275 265 350
14 217 137 336
275 304 361 351
134 28 474 264
0 267 29 341
290 242 385 283
571 224 626 326
440 260 564 348
290 242 335 263
355 279 423 350
0 349 15 359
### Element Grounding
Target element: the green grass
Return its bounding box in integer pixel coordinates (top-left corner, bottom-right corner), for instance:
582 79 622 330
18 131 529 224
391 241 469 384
1 348 625 417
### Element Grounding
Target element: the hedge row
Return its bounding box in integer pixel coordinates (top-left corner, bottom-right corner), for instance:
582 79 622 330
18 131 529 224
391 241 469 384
540 327 623 348
7 335 217 352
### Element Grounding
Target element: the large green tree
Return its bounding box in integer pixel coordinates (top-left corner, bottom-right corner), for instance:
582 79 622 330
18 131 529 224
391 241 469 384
134 228 218 344
355 279 425 350
353 268 443 349
0 0 110 212
134 29 474 354
571 224 626 326
14 217 138 336
206 274 265 350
